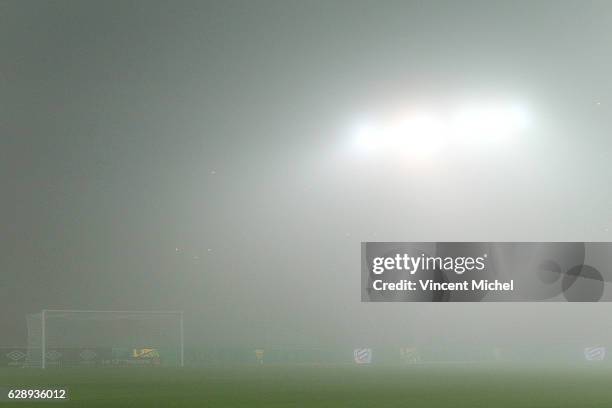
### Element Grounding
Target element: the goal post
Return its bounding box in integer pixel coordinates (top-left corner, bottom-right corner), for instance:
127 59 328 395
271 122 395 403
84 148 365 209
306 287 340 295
26 310 184 368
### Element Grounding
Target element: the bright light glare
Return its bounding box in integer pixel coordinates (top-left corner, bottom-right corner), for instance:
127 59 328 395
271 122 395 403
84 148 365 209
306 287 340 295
452 104 530 140
386 113 445 157
350 102 531 157
351 121 379 153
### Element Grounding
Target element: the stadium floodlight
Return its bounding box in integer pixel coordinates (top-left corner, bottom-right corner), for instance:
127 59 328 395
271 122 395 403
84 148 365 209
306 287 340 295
387 112 445 156
351 121 380 153
349 102 531 156
451 103 531 141
26 310 184 368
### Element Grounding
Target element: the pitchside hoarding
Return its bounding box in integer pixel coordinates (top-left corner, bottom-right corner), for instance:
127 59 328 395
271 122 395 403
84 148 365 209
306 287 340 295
1 348 26 367
361 242 612 302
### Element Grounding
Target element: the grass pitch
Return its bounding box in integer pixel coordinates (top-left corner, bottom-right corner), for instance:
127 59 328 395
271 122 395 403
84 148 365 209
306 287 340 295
1 364 612 407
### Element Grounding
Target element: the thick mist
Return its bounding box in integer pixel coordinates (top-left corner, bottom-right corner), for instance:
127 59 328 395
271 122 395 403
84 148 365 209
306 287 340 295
2 0 612 350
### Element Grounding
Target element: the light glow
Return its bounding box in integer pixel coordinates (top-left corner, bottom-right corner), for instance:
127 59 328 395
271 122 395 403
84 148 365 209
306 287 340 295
350 102 531 157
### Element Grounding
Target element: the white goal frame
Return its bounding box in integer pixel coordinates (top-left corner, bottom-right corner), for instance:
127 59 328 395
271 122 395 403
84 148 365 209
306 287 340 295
38 309 184 369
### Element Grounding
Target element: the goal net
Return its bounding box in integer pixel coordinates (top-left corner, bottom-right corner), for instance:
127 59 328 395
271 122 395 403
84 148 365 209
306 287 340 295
25 310 184 368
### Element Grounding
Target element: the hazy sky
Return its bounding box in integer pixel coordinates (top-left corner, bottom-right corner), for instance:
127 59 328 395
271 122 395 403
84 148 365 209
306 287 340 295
2 0 612 347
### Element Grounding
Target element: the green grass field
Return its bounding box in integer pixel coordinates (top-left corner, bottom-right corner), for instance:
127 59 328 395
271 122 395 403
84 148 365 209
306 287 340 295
1 364 612 407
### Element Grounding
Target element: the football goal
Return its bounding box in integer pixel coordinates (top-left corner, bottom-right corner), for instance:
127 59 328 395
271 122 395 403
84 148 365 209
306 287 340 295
25 310 184 368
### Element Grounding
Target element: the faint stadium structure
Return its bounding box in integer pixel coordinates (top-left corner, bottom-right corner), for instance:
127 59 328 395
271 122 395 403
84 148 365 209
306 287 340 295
24 310 183 368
